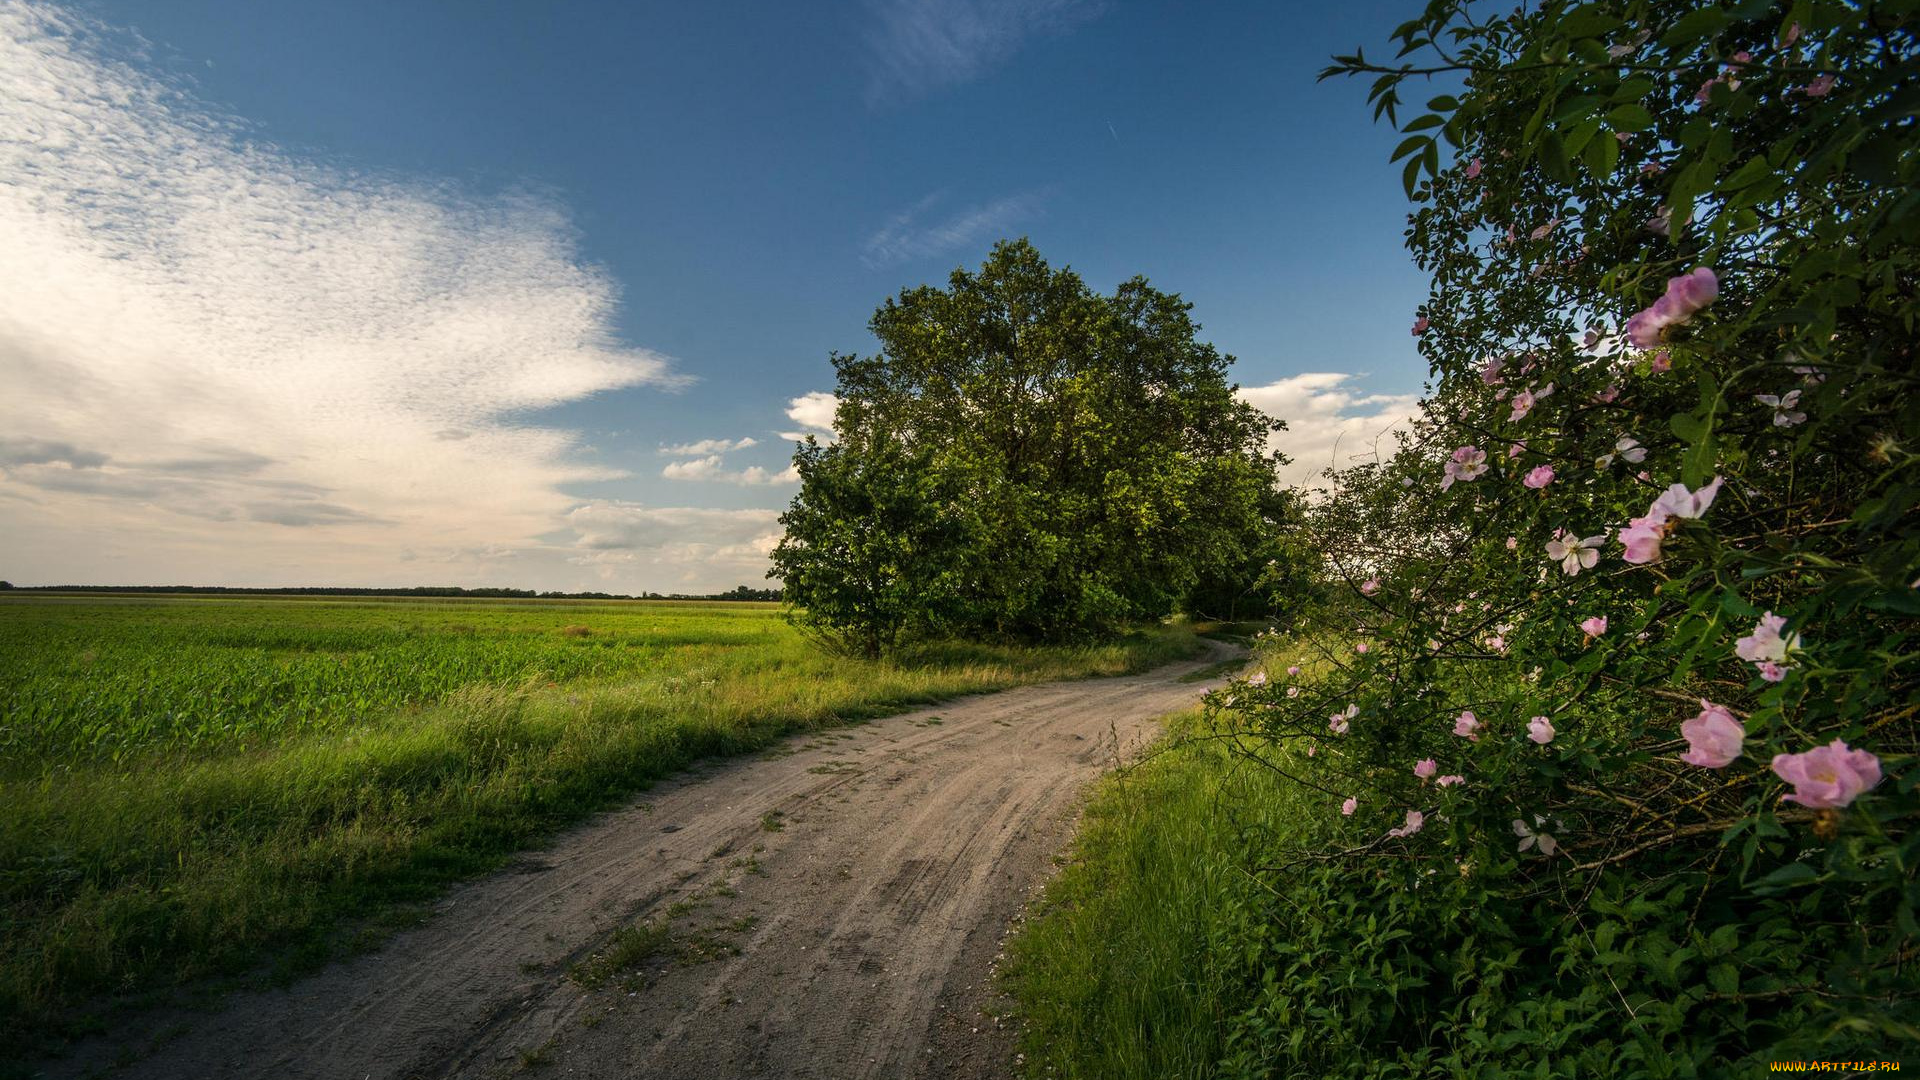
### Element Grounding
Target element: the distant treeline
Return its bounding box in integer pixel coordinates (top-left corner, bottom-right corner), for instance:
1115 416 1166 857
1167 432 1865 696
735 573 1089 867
0 581 783 602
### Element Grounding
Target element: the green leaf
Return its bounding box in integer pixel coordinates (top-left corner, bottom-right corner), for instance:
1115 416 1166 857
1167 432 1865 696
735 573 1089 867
1606 103 1655 132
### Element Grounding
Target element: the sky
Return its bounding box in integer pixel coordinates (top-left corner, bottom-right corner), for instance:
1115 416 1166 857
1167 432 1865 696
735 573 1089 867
0 0 1435 594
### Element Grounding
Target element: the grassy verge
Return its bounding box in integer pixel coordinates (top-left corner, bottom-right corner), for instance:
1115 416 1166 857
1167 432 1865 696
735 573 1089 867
1002 700 1315 1079
1 617 1198 1055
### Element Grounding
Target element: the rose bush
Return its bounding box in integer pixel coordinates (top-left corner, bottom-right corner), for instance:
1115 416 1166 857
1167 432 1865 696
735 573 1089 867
1206 1 1918 1073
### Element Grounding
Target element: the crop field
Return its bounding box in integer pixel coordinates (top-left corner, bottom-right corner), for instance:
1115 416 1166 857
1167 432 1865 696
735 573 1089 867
0 592 1196 1053
1 593 788 762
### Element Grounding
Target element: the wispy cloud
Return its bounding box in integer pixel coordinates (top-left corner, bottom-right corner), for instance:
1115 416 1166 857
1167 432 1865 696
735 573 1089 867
565 502 784 588
0 5 688 587
1237 373 1421 488
659 456 798 486
862 0 1102 103
861 191 1044 268
659 437 758 457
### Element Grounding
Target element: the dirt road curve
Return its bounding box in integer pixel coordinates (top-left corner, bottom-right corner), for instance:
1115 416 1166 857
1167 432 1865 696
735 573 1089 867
74 642 1238 1080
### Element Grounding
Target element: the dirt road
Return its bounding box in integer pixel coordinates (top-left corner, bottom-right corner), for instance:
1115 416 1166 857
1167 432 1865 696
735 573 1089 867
72 642 1238 1080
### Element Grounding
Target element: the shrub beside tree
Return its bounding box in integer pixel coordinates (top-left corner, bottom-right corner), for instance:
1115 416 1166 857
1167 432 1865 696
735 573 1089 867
1206 1 1917 1072
772 240 1286 653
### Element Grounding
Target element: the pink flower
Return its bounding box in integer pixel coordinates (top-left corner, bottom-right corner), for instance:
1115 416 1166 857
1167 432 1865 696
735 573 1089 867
1652 476 1724 520
1453 711 1482 741
1595 384 1621 404
1680 700 1745 768
1513 815 1558 855
1354 641 1370 654
1479 355 1507 385
1286 686 1300 698
1804 74 1836 97
1412 316 1430 336
1618 515 1665 564
1340 796 1358 816
1580 616 1608 638
1528 716 1556 744
1386 810 1425 838
1649 349 1672 373
1465 157 1482 179
1626 268 1719 347
1414 758 1438 780
1529 218 1560 241
1329 703 1357 735
1758 661 1787 683
1441 446 1489 490
1545 529 1605 576
1781 23 1802 46
1597 436 1646 469
1735 611 1800 665
1508 383 1554 422
1360 577 1380 595
1505 536 1517 551
1646 205 1672 237
1508 441 1526 459
1247 670 1268 687
1286 665 1301 676
1640 160 1666 176
1771 739 1882 808
1435 774 1465 787
1755 389 1806 427
1523 465 1555 489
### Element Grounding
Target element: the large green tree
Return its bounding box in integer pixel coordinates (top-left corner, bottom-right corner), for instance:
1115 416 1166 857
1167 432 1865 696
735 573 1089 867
771 240 1283 650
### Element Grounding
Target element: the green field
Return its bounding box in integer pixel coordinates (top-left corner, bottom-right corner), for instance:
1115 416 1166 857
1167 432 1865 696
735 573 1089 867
0 593 1198 1053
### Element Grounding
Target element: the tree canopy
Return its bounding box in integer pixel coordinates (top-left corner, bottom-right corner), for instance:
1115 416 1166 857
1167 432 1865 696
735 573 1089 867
770 240 1286 653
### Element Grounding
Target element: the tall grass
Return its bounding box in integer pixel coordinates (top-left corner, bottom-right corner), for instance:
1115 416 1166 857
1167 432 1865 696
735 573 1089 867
1002 703 1315 1079
0 596 1197 1053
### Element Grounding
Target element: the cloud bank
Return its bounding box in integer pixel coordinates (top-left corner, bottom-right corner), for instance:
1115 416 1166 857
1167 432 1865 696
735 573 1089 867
1237 373 1421 488
0 5 736 590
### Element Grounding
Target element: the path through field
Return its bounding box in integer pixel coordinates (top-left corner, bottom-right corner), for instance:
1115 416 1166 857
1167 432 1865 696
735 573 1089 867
73 641 1239 1080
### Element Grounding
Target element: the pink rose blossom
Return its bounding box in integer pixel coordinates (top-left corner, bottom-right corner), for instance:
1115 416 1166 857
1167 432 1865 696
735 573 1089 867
1523 465 1555 489
1360 577 1380 595
1622 478 1724 565
1465 157 1482 179
1652 475 1724 520
1781 23 1802 46
1646 205 1672 237
1581 616 1608 638
1414 758 1438 780
1597 436 1646 469
1286 665 1301 676
1680 700 1745 768
1340 796 1358 816
1480 355 1506 385
1453 711 1482 740
1649 349 1672 373
1435 774 1465 787
1771 740 1882 808
1513 816 1558 856
1758 661 1787 683
1441 446 1489 490
1626 268 1719 347
1508 442 1526 459
1804 74 1836 97
1640 160 1666 176
1412 316 1430 335
1328 703 1357 735
1755 390 1806 427
1527 716 1556 744
1286 686 1300 698
1508 383 1554 422
1247 671 1268 687
1545 529 1606 576
1386 810 1425 838
1505 536 1517 551
1529 218 1560 241
1735 611 1800 665
1354 641 1370 654
1595 384 1622 404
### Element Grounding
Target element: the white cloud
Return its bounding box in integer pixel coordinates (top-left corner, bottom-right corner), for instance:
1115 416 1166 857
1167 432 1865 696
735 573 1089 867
783 391 840 438
0 6 687 588
861 191 1044 267
565 502 785 587
1237 373 1421 488
862 0 1102 103
659 436 758 456
660 456 798 486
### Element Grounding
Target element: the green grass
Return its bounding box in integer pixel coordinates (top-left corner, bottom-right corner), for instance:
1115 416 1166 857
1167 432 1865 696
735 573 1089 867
0 594 1199 1054
1002 704 1316 1080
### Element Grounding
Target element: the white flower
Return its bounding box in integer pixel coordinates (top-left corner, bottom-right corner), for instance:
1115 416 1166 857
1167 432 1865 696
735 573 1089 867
1513 815 1559 856
1754 389 1807 427
1544 529 1606 576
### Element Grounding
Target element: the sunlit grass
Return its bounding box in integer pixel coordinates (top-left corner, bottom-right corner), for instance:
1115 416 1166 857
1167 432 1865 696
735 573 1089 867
0 595 1199 1052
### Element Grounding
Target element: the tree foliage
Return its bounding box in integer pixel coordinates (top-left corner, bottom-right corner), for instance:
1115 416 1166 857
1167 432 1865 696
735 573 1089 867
1207 1 1919 1073
771 240 1285 652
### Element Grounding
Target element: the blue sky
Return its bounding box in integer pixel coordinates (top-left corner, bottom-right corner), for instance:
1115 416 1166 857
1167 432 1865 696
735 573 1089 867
1 0 1433 592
